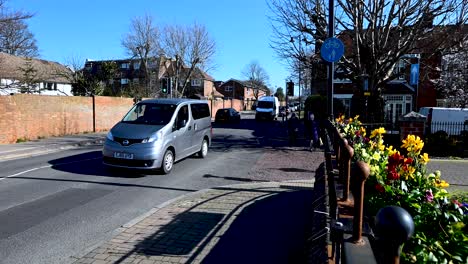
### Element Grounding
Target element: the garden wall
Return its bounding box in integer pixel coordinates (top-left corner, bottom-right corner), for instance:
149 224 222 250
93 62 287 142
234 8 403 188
0 95 245 144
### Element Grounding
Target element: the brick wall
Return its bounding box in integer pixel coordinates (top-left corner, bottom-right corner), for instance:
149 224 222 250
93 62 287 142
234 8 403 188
0 94 134 144
0 95 246 144
208 99 243 118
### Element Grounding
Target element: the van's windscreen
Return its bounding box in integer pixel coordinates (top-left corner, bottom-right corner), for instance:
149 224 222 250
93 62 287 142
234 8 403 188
122 103 177 125
258 101 273 108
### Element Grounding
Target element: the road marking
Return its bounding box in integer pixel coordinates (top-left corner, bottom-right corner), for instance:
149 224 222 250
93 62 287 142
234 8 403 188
0 146 38 154
0 157 101 181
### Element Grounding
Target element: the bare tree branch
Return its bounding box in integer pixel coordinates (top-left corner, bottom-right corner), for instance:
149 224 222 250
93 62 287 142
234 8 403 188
161 22 216 97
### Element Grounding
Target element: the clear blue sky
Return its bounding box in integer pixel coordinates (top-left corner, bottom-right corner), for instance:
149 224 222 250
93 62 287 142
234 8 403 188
9 0 291 91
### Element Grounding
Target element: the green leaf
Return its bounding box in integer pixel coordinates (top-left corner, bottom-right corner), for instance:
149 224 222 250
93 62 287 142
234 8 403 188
452 256 462 261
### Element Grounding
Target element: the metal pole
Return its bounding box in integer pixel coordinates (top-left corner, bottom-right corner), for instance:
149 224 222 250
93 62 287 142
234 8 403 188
328 0 335 118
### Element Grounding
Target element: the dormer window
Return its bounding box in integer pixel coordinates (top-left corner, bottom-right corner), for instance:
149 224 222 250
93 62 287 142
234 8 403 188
191 79 202 87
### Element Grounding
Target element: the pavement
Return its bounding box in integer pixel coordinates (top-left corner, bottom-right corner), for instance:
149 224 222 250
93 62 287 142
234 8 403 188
0 129 328 264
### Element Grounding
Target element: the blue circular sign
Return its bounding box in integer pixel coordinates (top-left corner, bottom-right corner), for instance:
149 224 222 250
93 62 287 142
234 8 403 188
320 37 345 63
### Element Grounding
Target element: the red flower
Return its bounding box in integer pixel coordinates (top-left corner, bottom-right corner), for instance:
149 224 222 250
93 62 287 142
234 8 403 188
375 184 385 193
404 157 413 165
387 171 400 180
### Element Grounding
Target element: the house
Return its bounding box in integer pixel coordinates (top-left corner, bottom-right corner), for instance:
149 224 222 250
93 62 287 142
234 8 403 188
0 52 73 96
217 79 269 110
83 56 216 99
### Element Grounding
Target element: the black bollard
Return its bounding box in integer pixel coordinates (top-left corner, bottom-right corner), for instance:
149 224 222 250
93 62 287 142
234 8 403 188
375 206 414 264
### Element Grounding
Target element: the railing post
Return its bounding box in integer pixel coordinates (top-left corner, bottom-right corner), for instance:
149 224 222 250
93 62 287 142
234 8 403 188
352 161 370 244
341 139 354 202
375 206 414 264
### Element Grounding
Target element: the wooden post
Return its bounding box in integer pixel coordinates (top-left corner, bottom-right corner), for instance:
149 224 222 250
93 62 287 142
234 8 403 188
352 161 370 244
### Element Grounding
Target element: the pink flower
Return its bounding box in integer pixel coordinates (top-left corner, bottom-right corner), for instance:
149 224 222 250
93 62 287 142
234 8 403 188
425 190 434 202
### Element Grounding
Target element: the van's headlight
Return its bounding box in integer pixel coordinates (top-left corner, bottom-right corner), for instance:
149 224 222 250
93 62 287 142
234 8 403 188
142 130 163 143
106 131 114 141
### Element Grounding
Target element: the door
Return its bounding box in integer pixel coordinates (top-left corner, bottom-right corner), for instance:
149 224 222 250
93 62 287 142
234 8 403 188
172 105 192 159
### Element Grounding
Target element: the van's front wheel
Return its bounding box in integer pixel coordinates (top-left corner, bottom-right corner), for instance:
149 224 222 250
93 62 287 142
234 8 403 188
161 149 174 174
198 139 208 158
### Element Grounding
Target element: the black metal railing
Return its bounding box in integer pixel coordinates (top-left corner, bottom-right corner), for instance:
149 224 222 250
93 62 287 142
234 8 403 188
428 121 468 136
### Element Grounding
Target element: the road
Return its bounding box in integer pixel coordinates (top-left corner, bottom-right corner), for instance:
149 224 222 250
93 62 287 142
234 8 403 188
0 116 293 264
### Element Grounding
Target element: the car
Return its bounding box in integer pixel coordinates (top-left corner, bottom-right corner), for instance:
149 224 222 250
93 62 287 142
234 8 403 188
102 98 212 174
215 108 241 123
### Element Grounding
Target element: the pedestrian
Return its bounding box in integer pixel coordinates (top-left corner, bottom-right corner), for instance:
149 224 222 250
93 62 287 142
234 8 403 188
309 111 320 150
288 112 299 146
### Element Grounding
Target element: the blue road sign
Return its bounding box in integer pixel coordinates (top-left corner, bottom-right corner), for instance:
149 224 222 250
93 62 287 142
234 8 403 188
410 64 419 85
320 37 345 63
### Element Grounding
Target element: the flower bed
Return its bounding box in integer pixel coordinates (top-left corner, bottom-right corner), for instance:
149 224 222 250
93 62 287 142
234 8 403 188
333 115 468 263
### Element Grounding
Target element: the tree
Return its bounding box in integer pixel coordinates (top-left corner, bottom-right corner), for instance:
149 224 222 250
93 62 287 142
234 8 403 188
242 60 270 100
161 22 216 97
433 41 468 108
0 0 37 57
121 14 162 97
0 18 38 57
0 0 33 23
60 56 101 96
17 57 40 93
269 0 468 120
274 87 285 101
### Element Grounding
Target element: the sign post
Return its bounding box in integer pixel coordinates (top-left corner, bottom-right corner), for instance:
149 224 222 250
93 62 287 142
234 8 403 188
321 37 345 118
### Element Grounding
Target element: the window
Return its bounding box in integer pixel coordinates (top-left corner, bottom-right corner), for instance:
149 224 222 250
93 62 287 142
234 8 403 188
133 62 140 69
133 78 139 84
121 63 129 69
224 85 233 92
176 105 189 125
191 79 202 87
121 78 129 85
44 82 55 90
190 103 210 119
406 103 411 114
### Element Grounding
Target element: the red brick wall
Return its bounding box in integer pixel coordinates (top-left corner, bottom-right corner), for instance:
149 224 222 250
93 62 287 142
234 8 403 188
0 95 246 144
0 94 134 144
208 99 243 118
399 121 426 141
94 96 134 131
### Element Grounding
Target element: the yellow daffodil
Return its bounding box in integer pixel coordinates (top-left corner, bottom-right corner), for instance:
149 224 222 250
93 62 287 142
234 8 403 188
401 134 424 154
359 127 366 137
435 179 449 188
378 143 385 151
386 146 398 156
420 153 430 164
370 127 386 138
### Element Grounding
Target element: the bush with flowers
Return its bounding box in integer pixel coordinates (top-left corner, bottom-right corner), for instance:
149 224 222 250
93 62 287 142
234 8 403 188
333 115 468 263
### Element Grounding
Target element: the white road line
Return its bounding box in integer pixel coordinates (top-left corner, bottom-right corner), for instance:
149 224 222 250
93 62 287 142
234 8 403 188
0 146 39 154
0 157 101 181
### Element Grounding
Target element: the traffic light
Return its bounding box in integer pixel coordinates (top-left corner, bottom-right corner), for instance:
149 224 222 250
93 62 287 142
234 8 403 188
286 81 294 96
161 78 170 94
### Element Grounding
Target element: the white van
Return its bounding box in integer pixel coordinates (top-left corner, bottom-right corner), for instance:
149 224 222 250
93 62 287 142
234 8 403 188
255 96 280 121
419 107 468 135
102 99 212 174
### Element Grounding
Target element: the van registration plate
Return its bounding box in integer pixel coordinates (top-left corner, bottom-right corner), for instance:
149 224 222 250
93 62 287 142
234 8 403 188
114 152 134 159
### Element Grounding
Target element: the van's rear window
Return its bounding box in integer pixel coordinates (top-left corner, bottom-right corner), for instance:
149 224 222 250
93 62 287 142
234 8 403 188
122 103 177 125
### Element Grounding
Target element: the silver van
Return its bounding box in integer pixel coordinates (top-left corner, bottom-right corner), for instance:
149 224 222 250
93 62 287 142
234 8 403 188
102 99 212 174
